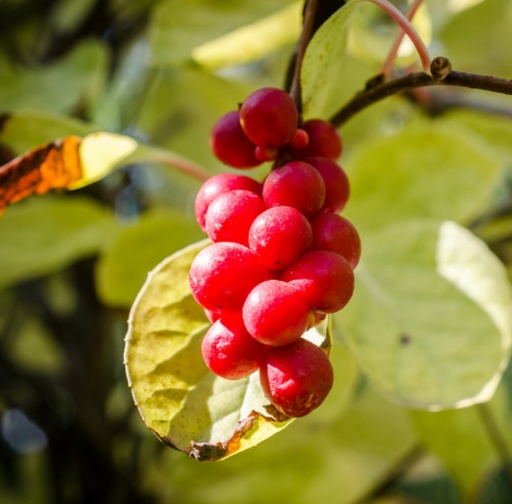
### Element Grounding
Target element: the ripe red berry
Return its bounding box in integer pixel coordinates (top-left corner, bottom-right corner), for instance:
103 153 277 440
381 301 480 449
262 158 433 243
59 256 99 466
205 189 267 245
310 213 361 269
248 206 312 270
260 338 334 417
194 173 262 231
262 161 326 217
305 156 350 213
240 87 298 148
189 242 269 312
210 110 260 168
280 251 354 313
201 315 269 380
243 280 311 347
293 119 342 160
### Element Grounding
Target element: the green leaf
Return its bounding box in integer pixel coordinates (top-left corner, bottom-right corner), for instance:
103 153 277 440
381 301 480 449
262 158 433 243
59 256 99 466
191 2 301 71
301 0 362 118
0 40 109 115
0 112 95 156
336 219 512 409
96 209 204 307
344 124 501 232
124 240 332 461
410 385 512 496
0 196 117 289
144 383 417 503
149 0 296 67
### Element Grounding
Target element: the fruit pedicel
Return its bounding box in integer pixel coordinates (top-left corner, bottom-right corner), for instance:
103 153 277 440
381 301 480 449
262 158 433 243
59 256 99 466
189 87 361 418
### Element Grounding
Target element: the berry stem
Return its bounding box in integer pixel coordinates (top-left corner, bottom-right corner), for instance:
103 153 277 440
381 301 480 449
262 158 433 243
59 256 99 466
289 0 320 115
380 0 425 77
134 144 211 182
330 63 512 127
365 0 431 74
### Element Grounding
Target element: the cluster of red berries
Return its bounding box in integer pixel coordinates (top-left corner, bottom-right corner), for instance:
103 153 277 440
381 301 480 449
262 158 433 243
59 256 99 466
189 87 360 417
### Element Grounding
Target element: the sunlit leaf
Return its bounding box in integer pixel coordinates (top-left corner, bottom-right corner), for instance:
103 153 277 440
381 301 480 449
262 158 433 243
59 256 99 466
191 2 301 71
0 132 137 213
344 124 501 233
96 209 204 307
336 219 512 409
124 240 332 461
149 0 296 67
301 0 361 118
0 196 117 289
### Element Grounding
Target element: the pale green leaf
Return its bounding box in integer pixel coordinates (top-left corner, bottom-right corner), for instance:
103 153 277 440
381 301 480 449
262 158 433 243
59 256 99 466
336 219 512 409
344 125 501 232
144 383 417 504
301 0 361 118
0 40 109 115
96 209 204 307
149 0 296 67
125 240 332 461
0 196 117 289
192 2 301 71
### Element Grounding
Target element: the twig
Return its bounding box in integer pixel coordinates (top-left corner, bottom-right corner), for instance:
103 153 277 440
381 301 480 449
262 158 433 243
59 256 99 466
289 0 320 115
330 61 512 127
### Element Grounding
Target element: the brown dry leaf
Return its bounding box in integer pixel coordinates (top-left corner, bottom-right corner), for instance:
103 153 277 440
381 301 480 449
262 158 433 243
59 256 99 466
0 137 82 214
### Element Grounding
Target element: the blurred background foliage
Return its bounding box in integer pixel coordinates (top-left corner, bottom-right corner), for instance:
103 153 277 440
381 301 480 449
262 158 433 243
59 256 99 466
1 0 512 503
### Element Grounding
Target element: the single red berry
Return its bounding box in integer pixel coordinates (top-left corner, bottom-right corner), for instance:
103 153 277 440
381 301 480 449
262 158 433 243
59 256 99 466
189 242 269 312
210 110 260 168
293 119 342 160
201 315 269 380
262 161 326 217
248 206 312 270
305 156 350 213
280 250 354 313
205 189 267 245
260 338 334 417
243 280 311 347
289 128 309 150
194 173 262 231
254 145 278 162
240 87 298 148
310 213 361 269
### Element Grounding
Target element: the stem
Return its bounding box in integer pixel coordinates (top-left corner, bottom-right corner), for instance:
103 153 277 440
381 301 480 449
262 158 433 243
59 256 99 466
365 0 431 73
381 0 425 77
289 0 319 115
133 145 211 183
330 65 512 126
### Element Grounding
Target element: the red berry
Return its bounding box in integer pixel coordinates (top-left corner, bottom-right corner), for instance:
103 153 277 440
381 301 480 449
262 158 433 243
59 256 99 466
189 242 269 311
305 156 350 213
243 280 311 347
260 338 334 417
205 189 267 245
240 88 298 148
201 315 269 380
248 206 312 270
280 251 354 313
310 213 361 269
289 128 309 150
194 173 262 231
210 110 260 168
262 161 326 217
254 145 278 162
294 119 342 160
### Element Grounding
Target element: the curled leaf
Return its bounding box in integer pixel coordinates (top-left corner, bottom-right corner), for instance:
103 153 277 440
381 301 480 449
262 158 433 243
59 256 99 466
124 240 332 461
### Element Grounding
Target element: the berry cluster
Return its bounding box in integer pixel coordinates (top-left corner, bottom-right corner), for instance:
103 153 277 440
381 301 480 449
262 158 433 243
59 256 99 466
189 87 360 418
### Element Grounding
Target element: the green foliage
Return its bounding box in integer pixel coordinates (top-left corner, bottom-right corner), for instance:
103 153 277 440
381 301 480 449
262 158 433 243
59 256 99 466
2 0 512 502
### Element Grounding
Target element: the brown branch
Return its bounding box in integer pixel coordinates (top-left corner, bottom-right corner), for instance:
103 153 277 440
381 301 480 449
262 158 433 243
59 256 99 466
330 58 512 127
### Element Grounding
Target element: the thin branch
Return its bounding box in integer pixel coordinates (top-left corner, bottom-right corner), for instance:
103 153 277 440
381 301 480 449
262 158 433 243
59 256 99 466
289 0 320 115
330 61 512 127
366 0 431 73
381 0 425 77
